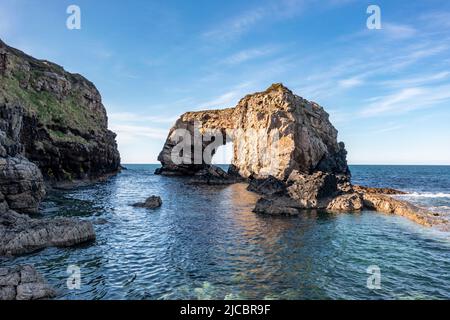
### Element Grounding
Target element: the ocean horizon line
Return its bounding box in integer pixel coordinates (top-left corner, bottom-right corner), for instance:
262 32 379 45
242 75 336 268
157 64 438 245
121 163 450 166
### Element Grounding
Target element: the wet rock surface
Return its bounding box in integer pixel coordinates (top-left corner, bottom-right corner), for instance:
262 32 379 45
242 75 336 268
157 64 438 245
0 210 96 256
327 193 364 212
133 196 163 209
362 193 448 228
0 265 56 300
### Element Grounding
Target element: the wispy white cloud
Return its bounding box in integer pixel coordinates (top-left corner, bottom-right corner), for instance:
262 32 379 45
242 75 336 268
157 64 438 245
196 82 253 109
420 11 450 29
221 46 277 65
372 123 404 134
110 124 169 141
202 0 307 42
382 23 417 39
109 112 179 124
338 77 364 88
360 85 450 117
379 71 450 88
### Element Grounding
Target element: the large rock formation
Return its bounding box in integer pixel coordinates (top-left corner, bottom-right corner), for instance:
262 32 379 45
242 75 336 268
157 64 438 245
0 39 117 257
0 39 120 185
157 83 349 182
157 83 350 208
156 84 448 229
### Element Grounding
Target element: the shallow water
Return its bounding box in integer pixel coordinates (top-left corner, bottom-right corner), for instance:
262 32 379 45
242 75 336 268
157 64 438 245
2 164 450 300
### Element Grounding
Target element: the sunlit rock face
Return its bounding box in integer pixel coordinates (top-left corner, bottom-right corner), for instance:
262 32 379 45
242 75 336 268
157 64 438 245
156 83 349 182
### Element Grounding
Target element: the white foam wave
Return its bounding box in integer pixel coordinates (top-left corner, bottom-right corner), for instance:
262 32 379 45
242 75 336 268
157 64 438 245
400 192 450 198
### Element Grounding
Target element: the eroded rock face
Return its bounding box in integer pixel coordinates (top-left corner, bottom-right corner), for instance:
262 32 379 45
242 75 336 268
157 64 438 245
155 84 449 229
362 193 448 228
0 210 95 256
1 103 45 214
157 83 349 181
157 84 349 210
0 39 120 184
0 265 56 300
0 156 45 214
327 193 364 212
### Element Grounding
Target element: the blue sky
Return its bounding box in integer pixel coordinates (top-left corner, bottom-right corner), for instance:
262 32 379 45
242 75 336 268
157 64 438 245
1 0 450 164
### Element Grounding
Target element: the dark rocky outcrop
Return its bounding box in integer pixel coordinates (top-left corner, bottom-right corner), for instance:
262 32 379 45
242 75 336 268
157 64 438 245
132 195 163 209
0 39 120 186
0 39 119 260
0 265 56 300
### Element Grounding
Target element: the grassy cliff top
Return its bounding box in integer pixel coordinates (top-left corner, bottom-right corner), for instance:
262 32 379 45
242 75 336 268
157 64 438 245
0 39 107 137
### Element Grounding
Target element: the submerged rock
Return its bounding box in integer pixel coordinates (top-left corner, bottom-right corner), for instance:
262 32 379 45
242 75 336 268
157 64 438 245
253 197 301 216
133 196 163 209
0 210 95 256
0 265 56 300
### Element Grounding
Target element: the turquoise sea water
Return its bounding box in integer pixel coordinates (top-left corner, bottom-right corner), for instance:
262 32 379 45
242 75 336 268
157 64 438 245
2 164 450 300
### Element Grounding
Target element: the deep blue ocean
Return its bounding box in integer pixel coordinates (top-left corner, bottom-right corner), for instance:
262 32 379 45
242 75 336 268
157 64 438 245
2 165 450 300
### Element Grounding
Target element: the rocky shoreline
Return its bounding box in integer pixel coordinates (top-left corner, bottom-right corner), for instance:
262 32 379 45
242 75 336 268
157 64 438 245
156 84 448 230
1 39 121 299
0 265 56 300
0 38 447 300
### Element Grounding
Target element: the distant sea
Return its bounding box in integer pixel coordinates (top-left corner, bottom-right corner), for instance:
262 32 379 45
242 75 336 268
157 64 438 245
2 164 450 300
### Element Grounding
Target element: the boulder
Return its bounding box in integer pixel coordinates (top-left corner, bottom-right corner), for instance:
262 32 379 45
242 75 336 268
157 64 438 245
0 156 45 214
247 175 286 196
327 193 363 212
0 265 56 300
132 196 163 209
253 197 301 216
0 210 95 256
284 170 339 209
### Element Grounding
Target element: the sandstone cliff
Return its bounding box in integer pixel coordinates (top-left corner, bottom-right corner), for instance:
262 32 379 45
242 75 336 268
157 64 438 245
157 84 448 229
157 83 349 180
157 84 350 207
